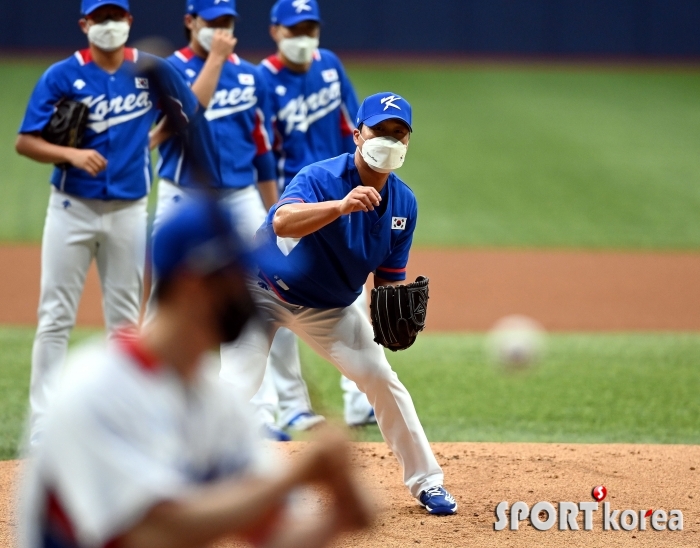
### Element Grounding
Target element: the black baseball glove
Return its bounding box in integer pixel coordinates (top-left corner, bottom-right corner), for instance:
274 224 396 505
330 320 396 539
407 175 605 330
369 276 429 351
41 99 90 168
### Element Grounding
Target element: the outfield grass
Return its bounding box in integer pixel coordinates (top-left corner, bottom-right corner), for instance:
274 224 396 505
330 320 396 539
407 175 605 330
1 59 699 248
3 327 698 460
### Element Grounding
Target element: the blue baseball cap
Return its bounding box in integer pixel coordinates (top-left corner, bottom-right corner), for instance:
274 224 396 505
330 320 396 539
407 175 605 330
81 0 130 15
153 198 251 282
186 0 237 20
356 92 413 132
270 0 321 27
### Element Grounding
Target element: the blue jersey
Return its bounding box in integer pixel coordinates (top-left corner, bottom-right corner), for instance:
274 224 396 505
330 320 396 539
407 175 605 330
255 153 417 309
158 48 276 189
19 49 199 201
258 49 359 189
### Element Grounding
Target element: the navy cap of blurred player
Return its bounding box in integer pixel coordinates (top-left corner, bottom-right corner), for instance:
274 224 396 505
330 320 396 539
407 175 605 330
153 198 251 283
356 92 413 132
271 0 321 26
186 0 237 19
81 0 129 15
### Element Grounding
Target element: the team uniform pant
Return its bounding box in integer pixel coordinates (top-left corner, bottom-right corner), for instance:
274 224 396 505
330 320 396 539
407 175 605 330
149 181 372 427
30 188 146 445
220 282 444 498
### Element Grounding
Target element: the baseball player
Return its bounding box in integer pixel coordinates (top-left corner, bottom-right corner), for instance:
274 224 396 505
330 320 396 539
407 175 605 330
18 197 371 548
220 92 458 515
14 0 205 447
148 0 325 439
252 0 375 428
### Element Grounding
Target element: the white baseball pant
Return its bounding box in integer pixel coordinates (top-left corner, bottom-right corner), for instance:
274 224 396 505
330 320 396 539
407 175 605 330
220 282 444 497
151 181 355 427
30 187 146 446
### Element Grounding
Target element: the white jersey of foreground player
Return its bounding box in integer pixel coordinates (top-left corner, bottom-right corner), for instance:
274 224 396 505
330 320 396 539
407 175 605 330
19 336 270 548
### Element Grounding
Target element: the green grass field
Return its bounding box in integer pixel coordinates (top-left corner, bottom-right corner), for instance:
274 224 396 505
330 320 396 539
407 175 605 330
1 59 699 247
2 327 698 460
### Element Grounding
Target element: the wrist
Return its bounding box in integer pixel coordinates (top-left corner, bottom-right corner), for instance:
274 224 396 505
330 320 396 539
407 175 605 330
60 147 76 164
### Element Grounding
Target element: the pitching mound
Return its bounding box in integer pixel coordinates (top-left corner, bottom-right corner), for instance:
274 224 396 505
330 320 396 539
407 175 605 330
3 442 698 547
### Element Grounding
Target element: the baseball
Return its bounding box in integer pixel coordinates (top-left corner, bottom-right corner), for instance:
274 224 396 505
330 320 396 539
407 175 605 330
487 314 546 369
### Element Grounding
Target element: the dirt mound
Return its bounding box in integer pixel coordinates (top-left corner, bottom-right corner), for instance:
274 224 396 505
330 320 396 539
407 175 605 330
3 246 700 331
3 442 698 547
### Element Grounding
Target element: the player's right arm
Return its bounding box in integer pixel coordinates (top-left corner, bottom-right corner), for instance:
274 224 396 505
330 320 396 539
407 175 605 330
273 185 381 238
15 63 107 176
15 134 107 177
189 30 236 108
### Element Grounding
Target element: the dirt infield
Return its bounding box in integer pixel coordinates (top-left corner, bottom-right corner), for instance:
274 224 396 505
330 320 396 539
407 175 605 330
2 442 698 547
2 245 700 330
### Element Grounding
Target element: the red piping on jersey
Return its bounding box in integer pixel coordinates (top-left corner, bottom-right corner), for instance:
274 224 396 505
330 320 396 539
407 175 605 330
376 266 407 274
262 54 285 73
116 328 161 373
45 490 78 545
177 46 196 62
259 272 289 303
76 48 93 65
252 109 271 155
339 104 354 137
228 53 241 65
75 47 136 64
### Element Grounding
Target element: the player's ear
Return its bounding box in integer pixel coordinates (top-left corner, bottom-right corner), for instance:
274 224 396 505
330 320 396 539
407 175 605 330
79 17 89 35
269 24 280 43
352 127 362 147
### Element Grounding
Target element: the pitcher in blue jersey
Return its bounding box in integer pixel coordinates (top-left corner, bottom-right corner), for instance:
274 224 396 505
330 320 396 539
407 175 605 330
220 92 458 516
15 0 205 447
255 0 374 428
148 0 325 440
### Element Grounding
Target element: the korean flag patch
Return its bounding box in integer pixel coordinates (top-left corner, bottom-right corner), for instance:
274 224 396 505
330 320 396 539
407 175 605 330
135 77 149 89
321 68 339 83
238 73 255 86
392 217 407 230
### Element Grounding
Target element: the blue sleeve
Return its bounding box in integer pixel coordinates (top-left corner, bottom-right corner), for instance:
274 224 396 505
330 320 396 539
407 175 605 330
375 202 417 282
18 63 66 134
271 168 322 213
338 59 359 155
253 151 276 182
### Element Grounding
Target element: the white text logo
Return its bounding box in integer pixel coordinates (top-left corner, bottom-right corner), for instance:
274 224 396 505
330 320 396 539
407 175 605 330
205 86 257 121
381 95 401 111
81 92 153 133
494 501 683 532
292 0 312 13
278 82 341 134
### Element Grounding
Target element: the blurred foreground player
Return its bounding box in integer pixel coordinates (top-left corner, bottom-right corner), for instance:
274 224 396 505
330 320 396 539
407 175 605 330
220 93 457 515
18 198 370 548
15 0 206 447
253 0 375 429
149 0 325 439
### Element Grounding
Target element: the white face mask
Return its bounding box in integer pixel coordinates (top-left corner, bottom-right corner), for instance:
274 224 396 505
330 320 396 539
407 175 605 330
279 35 319 65
197 26 233 53
87 20 130 52
358 135 408 173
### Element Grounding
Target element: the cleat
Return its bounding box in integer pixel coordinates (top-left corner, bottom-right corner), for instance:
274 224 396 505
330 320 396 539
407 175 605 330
261 423 292 442
418 486 457 516
348 408 377 427
285 412 326 432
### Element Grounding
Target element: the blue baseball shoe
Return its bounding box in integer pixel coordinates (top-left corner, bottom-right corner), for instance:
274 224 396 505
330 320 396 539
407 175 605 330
261 423 292 442
285 412 326 432
419 486 458 516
